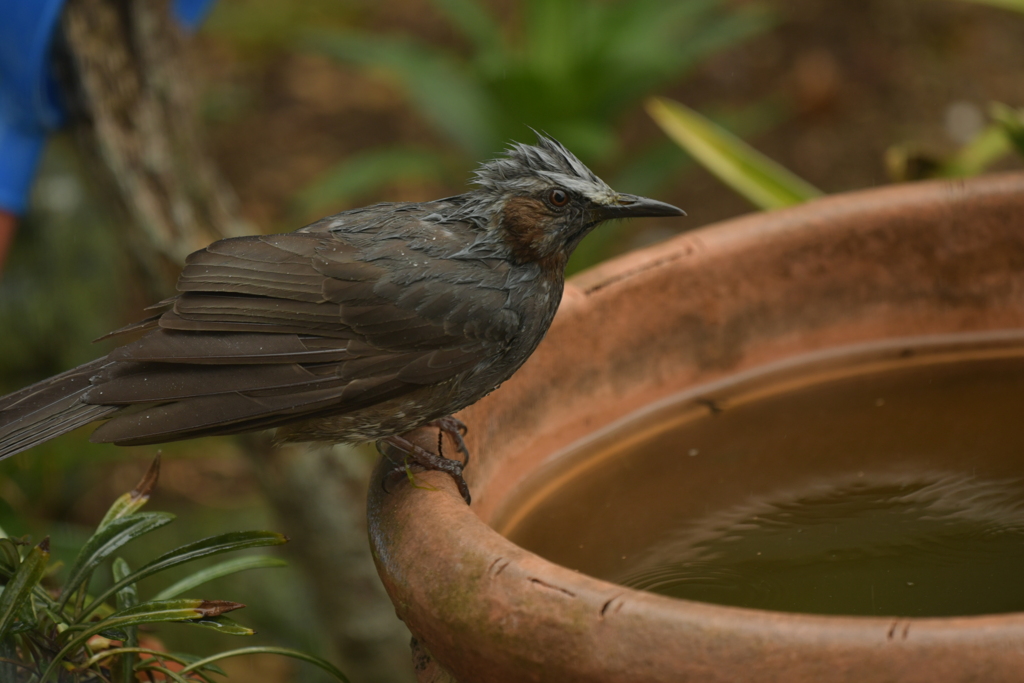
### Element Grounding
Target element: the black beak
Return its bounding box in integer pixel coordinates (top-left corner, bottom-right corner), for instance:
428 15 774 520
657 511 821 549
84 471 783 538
591 194 686 222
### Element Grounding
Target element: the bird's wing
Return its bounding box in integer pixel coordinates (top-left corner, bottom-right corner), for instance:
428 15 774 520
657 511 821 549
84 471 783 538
86 226 520 445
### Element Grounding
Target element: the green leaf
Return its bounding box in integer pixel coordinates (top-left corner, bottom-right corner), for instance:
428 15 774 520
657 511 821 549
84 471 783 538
296 147 451 214
58 512 175 611
83 647 225 676
97 456 161 532
154 556 288 601
112 558 137 612
112 558 138 683
84 598 244 634
77 531 287 623
0 538 21 572
184 615 256 636
170 652 227 677
647 97 823 209
179 646 350 682
0 549 61 612
0 538 49 641
42 600 248 682
135 664 193 683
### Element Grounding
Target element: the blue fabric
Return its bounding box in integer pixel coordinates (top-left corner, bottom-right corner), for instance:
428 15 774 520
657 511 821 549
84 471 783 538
174 0 216 29
0 0 216 214
0 0 67 213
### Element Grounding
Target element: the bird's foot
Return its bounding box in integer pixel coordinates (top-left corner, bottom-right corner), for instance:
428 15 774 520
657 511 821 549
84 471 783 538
379 433 472 505
426 416 470 466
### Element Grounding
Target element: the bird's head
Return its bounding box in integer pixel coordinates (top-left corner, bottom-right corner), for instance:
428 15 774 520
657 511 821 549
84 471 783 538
468 134 684 269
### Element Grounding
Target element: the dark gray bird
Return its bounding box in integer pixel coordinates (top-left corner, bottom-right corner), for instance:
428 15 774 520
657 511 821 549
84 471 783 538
0 135 683 502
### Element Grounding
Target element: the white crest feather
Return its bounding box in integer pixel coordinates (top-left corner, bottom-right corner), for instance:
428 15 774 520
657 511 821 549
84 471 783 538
471 134 616 204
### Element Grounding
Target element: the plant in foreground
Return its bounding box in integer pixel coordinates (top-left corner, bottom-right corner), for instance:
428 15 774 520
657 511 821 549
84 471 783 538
0 456 348 682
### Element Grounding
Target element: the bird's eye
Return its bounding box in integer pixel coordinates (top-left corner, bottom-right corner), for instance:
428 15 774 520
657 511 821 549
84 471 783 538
548 189 570 207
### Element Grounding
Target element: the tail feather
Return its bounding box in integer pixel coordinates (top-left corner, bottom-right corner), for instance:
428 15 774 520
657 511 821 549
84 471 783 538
0 358 118 461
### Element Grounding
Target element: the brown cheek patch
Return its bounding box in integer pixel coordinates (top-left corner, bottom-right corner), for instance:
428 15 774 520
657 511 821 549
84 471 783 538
501 197 555 264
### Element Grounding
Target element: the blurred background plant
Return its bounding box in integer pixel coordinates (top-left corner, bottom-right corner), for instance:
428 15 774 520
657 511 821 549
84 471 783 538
646 0 1024 209
298 0 775 270
650 95 1024 208
1 0 1023 681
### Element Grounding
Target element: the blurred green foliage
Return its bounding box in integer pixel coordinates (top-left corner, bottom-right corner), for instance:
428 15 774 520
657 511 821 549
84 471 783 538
886 103 1024 182
298 0 773 210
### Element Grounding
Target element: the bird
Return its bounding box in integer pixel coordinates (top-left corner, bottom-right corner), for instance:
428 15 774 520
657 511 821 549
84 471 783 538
0 134 684 503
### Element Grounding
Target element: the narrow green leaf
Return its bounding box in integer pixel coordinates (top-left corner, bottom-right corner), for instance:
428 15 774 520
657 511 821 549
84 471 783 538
98 456 161 532
647 97 823 209
0 539 21 572
83 647 225 676
0 538 49 641
83 598 243 634
154 556 287 601
59 512 175 611
134 664 192 683
167 652 227 677
112 558 137 612
179 646 350 682
0 553 59 610
112 558 138 683
42 600 247 682
77 531 287 623
184 616 256 636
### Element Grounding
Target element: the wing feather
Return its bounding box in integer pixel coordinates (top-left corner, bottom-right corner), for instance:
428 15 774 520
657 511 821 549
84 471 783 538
76 215 520 443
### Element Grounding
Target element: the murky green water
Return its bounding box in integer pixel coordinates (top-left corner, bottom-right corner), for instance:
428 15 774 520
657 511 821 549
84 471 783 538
498 337 1024 617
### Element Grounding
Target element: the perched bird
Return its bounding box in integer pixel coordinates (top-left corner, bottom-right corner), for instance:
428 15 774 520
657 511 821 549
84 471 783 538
0 135 683 502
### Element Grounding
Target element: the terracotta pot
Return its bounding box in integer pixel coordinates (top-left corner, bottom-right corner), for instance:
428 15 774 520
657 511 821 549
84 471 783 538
367 172 1024 682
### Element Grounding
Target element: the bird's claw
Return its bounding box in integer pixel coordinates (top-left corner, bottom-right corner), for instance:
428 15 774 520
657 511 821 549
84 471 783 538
428 416 470 466
379 433 472 505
